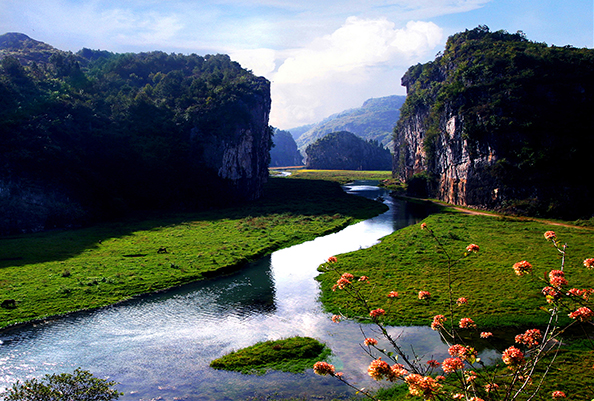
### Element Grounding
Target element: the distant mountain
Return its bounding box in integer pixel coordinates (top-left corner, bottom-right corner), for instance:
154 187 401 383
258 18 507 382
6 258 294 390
291 95 406 151
305 131 392 171
270 129 303 167
0 32 70 65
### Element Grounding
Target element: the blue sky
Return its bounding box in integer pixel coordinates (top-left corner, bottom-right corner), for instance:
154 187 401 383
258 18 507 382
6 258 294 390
1 0 592 129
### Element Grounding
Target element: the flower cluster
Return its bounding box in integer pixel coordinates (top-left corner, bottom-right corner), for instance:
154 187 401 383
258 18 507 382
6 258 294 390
367 358 406 381
459 317 477 329
313 361 335 376
418 290 431 300
426 359 440 368
456 297 468 306
542 286 560 303
544 231 556 241
387 291 399 298
515 328 542 348
331 315 341 323
332 273 354 291
551 391 567 399
430 315 446 330
485 383 499 393
584 258 594 269
568 306 594 322
513 260 533 276
369 308 385 318
448 344 477 360
466 243 480 253
327 256 338 263
358 275 369 282
441 357 464 373
502 346 525 366
549 270 568 288
364 338 378 346
480 331 493 339
404 374 442 399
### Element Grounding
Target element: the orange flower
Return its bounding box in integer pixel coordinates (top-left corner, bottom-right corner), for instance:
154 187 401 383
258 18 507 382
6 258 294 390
327 256 338 263
513 260 532 276
430 315 446 330
552 391 566 399
313 361 335 376
459 317 476 329
369 308 385 318
456 297 468 306
331 315 341 323
441 357 464 373
544 231 556 240
480 332 493 339
515 329 542 348
568 306 594 322
418 290 431 300
466 243 479 253
584 258 594 269
364 338 378 346
502 346 525 366
387 291 399 298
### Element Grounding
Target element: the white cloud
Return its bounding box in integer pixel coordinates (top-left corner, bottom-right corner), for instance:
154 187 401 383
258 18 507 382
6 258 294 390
264 18 443 128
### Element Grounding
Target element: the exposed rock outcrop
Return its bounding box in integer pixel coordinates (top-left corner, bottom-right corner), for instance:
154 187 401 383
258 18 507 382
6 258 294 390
393 26 594 218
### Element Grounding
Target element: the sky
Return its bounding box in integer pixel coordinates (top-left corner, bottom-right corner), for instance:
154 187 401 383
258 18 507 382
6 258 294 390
1 0 592 129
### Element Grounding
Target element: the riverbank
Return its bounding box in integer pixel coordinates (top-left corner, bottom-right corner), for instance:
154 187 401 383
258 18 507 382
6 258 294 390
316 210 594 328
0 177 388 330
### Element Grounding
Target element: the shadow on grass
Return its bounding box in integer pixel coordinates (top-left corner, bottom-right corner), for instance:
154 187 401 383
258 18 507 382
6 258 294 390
0 178 388 268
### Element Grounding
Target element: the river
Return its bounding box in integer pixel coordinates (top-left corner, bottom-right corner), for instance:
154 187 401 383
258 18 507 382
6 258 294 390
0 181 473 400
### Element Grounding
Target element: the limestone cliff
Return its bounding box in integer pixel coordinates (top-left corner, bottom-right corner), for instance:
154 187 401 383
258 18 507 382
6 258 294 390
393 26 594 218
0 33 272 234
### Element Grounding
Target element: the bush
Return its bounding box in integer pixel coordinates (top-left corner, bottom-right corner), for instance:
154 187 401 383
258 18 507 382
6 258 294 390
0 368 121 401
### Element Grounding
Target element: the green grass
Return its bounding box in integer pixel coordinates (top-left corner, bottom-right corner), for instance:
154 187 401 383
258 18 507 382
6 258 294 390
0 177 387 329
209 336 331 374
285 169 393 185
316 211 594 328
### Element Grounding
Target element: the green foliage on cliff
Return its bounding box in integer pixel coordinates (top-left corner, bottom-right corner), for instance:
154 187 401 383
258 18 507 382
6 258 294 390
305 131 392 171
0 33 271 234
395 26 594 218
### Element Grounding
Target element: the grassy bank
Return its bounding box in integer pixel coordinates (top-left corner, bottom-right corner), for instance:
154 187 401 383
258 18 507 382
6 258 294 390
316 211 594 328
209 336 331 374
0 177 387 329
284 169 393 185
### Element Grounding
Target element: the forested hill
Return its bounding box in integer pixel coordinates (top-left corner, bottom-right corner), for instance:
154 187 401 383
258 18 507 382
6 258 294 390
0 33 272 235
394 26 594 219
305 131 392 171
293 95 405 150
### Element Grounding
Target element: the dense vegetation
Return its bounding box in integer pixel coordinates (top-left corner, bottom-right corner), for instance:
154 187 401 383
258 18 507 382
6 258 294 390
295 95 405 150
0 177 387 329
394 26 594 219
0 33 271 234
209 336 330 374
270 128 303 167
305 131 392 170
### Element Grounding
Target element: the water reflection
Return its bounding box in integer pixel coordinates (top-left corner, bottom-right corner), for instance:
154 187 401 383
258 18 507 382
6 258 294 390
0 183 447 400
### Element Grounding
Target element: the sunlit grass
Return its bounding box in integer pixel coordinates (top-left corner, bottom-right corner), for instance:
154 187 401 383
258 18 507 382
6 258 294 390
316 212 594 328
0 178 387 329
209 336 331 374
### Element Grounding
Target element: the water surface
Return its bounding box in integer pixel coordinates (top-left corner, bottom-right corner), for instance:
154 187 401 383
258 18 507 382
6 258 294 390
0 182 470 400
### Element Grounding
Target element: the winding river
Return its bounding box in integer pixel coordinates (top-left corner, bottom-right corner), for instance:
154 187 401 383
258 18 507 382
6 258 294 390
0 181 481 400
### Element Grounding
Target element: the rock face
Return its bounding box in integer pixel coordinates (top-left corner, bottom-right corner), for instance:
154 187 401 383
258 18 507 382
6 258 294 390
306 131 392 171
393 26 594 218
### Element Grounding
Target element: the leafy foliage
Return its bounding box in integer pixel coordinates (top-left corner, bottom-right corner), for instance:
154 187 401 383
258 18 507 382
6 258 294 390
0 368 121 401
0 34 271 234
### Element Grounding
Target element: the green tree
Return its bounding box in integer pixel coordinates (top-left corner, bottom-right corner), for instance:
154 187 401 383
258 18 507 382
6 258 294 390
0 368 121 401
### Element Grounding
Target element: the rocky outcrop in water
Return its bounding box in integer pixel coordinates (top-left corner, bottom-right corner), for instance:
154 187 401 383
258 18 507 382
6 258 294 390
393 26 594 218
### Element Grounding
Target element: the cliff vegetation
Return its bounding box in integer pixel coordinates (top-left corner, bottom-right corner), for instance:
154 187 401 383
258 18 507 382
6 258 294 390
0 33 272 234
393 26 594 219
270 129 303 167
